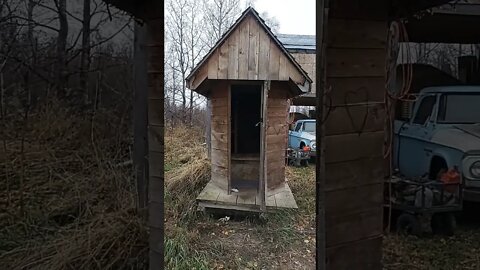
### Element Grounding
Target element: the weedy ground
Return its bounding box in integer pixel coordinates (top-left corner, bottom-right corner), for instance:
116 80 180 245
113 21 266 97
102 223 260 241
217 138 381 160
165 126 480 270
164 126 316 270
2 102 480 270
383 204 480 270
0 101 147 269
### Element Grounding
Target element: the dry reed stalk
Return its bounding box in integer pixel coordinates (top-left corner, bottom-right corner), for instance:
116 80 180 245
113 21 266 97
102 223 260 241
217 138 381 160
1 100 147 269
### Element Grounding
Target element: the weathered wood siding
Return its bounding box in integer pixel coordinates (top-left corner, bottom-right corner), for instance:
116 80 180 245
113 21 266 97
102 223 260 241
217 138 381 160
323 1 387 269
209 81 289 193
291 52 316 94
265 82 289 191
190 14 306 90
210 81 229 190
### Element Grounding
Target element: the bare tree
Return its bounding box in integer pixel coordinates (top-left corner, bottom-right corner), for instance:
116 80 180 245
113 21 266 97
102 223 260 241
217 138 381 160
55 0 68 98
260 11 280 33
166 0 206 124
202 0 240 46
80 0 90 105
186 1 206 125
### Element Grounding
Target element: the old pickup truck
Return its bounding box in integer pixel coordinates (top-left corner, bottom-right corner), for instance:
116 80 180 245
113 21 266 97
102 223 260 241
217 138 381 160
393 86 480 202
288 119 316 156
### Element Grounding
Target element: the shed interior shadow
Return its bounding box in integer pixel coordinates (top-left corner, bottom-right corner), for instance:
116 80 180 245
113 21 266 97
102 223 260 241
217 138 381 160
230 84 262 191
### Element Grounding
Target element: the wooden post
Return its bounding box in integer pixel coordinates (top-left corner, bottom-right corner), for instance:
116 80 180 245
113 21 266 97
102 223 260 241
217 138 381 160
316 0 328 268
133 22 148 209
206 98 212 159
146 17 164 270
227 86 232 194
259 80 270 212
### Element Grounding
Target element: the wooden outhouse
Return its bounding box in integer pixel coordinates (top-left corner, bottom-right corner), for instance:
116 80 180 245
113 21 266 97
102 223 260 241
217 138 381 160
186 7 312 212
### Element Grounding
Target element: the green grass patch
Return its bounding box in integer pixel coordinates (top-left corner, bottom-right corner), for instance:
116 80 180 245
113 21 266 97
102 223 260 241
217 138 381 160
164 232 209 270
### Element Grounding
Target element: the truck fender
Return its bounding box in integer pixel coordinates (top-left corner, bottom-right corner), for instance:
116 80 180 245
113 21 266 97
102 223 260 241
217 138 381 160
299 140 307 148
429 151 450 179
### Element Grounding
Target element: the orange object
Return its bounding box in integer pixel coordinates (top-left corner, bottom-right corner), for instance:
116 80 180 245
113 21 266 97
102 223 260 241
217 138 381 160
440 168 461 193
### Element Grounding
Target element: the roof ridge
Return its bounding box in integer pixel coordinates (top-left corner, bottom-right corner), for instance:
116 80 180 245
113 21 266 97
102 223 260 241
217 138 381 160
186 6 312 84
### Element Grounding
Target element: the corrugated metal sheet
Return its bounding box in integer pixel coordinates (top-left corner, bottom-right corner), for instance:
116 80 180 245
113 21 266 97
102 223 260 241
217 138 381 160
277 34 316 51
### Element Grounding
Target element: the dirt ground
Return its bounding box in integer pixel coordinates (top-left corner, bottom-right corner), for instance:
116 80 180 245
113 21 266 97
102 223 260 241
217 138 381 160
383 202 480 270
165 127 480 270
164 127 315 270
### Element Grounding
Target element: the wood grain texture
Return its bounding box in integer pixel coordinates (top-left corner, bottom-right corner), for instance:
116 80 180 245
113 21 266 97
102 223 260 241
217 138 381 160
324 157 385 191
325 183 383 218
326 236 383 269
248 16 260 79
323 14 386 270
218 41 229 79
325 131 384 164
208 49 219 79
326 207 383 246
329 0 388 20
328 19 386 49
268 42 281 80
258 29 271 80
327 77 385 105
238 19 249 79
279 54 288 80
324 103 385 136
227 27 239 80
189 14 310 89
326 48 386 78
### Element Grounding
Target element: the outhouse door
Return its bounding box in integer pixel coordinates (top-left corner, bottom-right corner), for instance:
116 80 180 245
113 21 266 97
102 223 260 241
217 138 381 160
228 82 268 209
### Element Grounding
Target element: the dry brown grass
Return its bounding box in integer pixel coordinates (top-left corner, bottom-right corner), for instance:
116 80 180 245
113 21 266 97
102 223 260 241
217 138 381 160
164 125 316 269
164 126 211 269
0 100 147 269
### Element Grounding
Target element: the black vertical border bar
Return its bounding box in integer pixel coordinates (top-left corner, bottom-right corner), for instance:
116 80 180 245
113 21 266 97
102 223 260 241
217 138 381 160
316 0 329 269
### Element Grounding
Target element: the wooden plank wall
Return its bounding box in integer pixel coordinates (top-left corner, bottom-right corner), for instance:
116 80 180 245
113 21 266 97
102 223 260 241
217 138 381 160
324 1 387 269
210 81 229 191
191 15 306 90
266 82 289 191
291 52 316 95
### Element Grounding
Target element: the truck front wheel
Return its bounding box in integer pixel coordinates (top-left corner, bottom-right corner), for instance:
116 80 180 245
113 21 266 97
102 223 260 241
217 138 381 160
396 213 422 236
431 212 456 236
429 156 448 180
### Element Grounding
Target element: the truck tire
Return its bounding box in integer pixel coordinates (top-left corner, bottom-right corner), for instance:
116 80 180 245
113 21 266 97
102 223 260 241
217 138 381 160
431 212 456 236
300 159 309 167
396 213 421 236
429 156 447 180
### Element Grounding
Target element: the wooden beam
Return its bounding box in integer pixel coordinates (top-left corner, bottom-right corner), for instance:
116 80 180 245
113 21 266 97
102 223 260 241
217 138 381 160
227 84 232 194
259 80 270 212
206 99 212 159
133 22 148 209
316 0 328 269
145 16 164 270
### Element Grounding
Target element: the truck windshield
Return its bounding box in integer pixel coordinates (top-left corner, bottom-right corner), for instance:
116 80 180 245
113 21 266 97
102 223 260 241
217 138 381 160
303 122 315 132
438 94 480 124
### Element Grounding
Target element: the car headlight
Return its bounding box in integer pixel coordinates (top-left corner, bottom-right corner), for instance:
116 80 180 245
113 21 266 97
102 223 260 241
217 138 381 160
470 161 480 178
310 142 316 150
463 156 480 179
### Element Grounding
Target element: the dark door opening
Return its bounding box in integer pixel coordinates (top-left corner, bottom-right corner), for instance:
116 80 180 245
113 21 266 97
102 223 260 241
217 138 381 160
230 84 262 191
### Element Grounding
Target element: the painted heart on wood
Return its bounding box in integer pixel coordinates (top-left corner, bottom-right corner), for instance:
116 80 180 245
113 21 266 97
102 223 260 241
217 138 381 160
344 86 370 136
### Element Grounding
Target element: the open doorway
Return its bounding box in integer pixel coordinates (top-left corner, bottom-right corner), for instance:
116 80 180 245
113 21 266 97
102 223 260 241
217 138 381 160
230 84 262 192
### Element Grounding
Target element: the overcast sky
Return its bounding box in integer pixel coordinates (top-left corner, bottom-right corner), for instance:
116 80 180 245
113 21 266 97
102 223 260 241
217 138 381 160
252 0 315 35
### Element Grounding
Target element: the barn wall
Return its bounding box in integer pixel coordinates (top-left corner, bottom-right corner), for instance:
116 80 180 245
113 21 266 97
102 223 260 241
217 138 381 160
266 82 289 191
324 0 387 269
210 81 230 190
190 14 306 90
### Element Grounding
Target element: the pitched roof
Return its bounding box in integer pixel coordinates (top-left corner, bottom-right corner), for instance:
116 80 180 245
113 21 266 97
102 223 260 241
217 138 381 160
185 7 312 86
277 34 316 51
